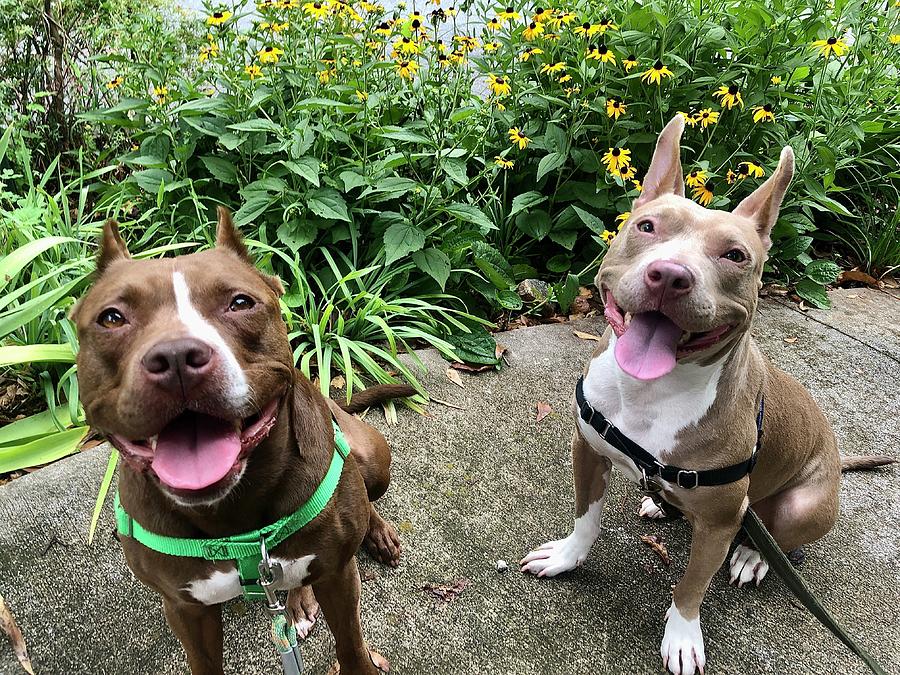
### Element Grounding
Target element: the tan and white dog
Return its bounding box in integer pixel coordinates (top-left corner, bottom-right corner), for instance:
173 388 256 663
521 116 891 674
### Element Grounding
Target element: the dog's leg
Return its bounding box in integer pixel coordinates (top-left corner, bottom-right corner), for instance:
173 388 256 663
315 558 386 675
288 585 320 638
661 515 742 675
521 429 612 577
162 598 224 675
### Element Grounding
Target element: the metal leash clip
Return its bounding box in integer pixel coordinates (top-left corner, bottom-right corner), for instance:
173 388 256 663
640 466 663 494
259 537 305 675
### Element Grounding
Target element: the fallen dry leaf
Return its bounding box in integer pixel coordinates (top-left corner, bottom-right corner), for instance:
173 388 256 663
330 375 346 389
573 329 603 342
536 401 552 423
578 286 593 297
495 344 508 360
450 362 494 373
422 578 472 602
431 398 465 410
0 594 33 674
883 276 899 289
783 336 798 344
640 535 671 566
444 368 464 388
838 270 883 289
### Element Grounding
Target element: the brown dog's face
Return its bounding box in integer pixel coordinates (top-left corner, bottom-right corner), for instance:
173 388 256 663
72 209 294 505
596 116 794 380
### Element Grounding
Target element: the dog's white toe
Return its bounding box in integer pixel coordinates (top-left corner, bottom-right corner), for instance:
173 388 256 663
639 496 666 519
729 544 769 587
294 615 317 639
520 535 588 577
660 602 706 675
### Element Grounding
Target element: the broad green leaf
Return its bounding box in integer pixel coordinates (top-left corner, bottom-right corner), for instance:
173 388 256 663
515 209 551 240
805 260 841 285
384 221 426 264
536 152 565 181
443 203 496 231
234 195 273 225
571 205 605 234
795 279 831 309
0 426 89 474
200 156 238 184
283 157 321 187
554 273 579 313
340 170 367 192
412 248 451 290
277 220 318 253
471 241 514 289
0 407 75 446
307 188 351 222
445 327 499 366
227 118 282 134
777 235 813 260
509 191 547 218
0 344 76 367
497 289 523 310
132 168 172 193
378 127 432 145
0 237 76 293
441 157 468 186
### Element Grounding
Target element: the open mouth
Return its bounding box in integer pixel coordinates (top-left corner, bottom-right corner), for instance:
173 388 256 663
603 289 732 380
109 396 281 493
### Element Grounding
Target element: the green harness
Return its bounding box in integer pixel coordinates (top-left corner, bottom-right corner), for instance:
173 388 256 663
114 421 351 601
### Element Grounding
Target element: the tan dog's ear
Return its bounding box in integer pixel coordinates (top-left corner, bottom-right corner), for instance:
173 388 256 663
215 206 251 261
97 219 130 273
634 115 685 209
733 146 794 250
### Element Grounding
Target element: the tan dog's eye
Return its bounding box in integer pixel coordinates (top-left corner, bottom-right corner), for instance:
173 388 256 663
97 308 127 328
722 249 747 263
637 220 654 233
229 294 256 311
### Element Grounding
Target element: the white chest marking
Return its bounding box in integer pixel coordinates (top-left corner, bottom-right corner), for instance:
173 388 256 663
185 554 317 605
579 337 724 484
171 271 249 404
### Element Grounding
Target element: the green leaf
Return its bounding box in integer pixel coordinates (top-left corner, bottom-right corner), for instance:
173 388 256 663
445 327 500 366
776 235 812 260
0 407 75 446
384 221 426 264
0 237 76 293
0 426 89 474
412 248 451 290
227 118 282 134
200 156 238 184
571 205 605 234
283 157 320 187
277 220 318 253
471 241 514 289
515 209 551 240
340 170 367 192
378 126 433 145
88 449 119 546
132 168 172 193
547 254 571 273
443 203 496 231
805 260 841 285
795 279 831 309
0 344 75 367
307 188 350 222
496 289 523 310
536 152 566 181
554 273 580 313
234 195 273 226
441 157 468 186
509 191 547 218
0 276 85 339
362 176 419 201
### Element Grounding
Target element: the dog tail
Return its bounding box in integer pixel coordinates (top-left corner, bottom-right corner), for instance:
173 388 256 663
840 455 897 472
339 384 417 414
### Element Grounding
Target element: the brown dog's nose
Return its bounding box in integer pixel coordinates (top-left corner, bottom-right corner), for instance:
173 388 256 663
645 260 694 298
141 338 213 393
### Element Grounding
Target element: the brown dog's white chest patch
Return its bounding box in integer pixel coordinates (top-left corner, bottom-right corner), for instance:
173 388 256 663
184 554 316 605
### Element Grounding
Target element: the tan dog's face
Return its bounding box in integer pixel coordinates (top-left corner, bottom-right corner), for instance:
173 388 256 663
72 209 294 505
596 116 794 380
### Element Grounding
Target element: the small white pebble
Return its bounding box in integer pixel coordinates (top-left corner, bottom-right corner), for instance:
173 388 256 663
496 559 508 572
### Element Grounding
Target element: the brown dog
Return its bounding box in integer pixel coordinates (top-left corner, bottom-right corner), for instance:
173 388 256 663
72 209 409 674
521 116 892 674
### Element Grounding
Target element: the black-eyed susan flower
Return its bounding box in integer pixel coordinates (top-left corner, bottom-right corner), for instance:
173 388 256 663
245 65 263 80
811 36 848 57
615 164 636 180
574 22 601 37
445 5 458 16
632 179 642 192
602 147 631 173
454 35 479 52
448 49 466 64
622 54 638 72
409 18 428 36
606 97 626 120
486 17 502 31
726 169 737 184
738 161 765 178
509 127 531 149
641 60 673 85
685 169 707 188
539 61 566 75
106 75 124 90
206 10 232 25
598 18 618 33
549 10 576 28
436 54 450 67
495 156 514 169
394 36 420 54
713 84 743 109
678 110 698 127
488 74 512 97
498 6 520 22
152 85 169 103
587 44 616 64
395 59 418 79
752 104 775 123
600 230 616 243
303 1 330 19
692 181 714 206
543 32 560 41
615 211 631 229
484 40 500 52
558 73 572 83
198 42 219 62
318 68 336 84
258 46 285 63
533 7 551 22
520 47 543 61
355 90 368 101
697 108 719 128
770 75 782 85
375 21 392 35
889 34 900 45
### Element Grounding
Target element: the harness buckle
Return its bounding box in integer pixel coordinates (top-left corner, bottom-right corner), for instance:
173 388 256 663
597 418 612 439
676 470 700 490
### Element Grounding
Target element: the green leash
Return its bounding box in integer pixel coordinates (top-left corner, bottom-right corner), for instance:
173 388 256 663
743 508 888 675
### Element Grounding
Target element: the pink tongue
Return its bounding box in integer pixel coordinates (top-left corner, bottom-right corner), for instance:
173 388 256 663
615 312 683 380
151 414 242 491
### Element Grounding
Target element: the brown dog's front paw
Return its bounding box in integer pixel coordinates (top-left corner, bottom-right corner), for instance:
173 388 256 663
287 585 320 638
325 651 389 675
364 511 402 567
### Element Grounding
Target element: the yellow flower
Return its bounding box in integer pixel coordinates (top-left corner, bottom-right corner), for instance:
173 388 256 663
260 21 290 32
606 97 626 120
615 164 636 180
602 147 631 173
454 35 479 52
318 68 336 83
549 11 576 28
394 37 420 55
498 6 520 22
597 18 618 33
520 47 543 61
631 179 642 192
355 90 368 101
622 54 638 72
106 76 124 90
564 85 580 97
811 36 848 57
303 1 330 19
697 108 719 128
206 10 232 25
508 127 531 150
258 46 285 63
198 42 219 62
484 41 500 52
641 60 673 85
436 54 450 68
533 7 552 22
523 21 544 40
539 61 566 75
573 22 601 37
152 85 169 103
488 74 511 97
615 211 631 228
726 169 737 184
495 156 514 169
558 74 572 83
692 182 714 206
752 104 775 123
770 75 782 85
713 84 743 109
395 59 419 79
493 99 506 110
448 49 466 64
587 44 616 64
245 65 263 80
685 169 707 188
445 5 458 16
889 34 900 45
678 110 698 127
738 161 765 179
600 229 616 244
542 32 560 42
486 17 502 31
375 21 392 35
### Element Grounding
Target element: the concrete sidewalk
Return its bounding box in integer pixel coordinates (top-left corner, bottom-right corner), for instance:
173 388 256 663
1 288 898 674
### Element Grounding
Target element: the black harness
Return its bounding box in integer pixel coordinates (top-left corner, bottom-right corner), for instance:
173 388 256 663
575 376 762 490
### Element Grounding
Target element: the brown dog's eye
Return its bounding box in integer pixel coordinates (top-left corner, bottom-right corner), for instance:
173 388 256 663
637 220 654 233
723 249 747 263
229 294 256 311
97 308 127 328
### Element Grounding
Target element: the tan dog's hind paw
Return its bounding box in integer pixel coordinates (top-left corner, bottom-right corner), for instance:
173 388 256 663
661 602 706 675
288 585 320 639
364 510 402 567
639 496 667 519
729 544 769 587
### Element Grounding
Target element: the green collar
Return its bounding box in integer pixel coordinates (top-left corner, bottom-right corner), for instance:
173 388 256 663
114 421 351 601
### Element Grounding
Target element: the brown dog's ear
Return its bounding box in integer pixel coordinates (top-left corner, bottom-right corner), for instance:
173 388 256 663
733 146 794 250
97 219 130 273
634 115 685 209
215 206 251 261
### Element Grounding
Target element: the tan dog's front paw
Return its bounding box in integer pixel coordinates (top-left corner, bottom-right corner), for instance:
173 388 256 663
661 602 706 675
729 544 769 587
520 535 587 577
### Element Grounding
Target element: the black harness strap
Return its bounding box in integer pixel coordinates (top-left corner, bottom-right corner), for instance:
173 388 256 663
575 377 762 489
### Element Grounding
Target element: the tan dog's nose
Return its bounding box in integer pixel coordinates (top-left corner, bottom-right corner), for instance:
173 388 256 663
141 338 214 394
645 260 694 298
